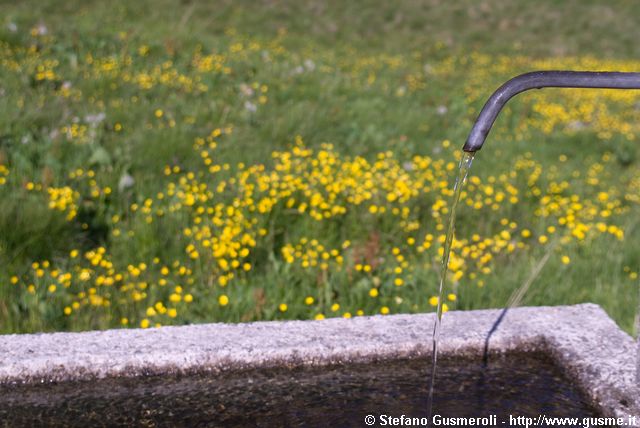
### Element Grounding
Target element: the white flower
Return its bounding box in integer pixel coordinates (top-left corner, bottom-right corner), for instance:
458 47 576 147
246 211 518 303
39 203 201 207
303 59 316 71
85 112 106 126
244 101 257 113
239 83 254 97
118 173 135 192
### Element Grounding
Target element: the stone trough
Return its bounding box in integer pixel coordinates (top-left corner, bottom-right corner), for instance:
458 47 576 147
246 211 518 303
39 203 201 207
0 303 638 425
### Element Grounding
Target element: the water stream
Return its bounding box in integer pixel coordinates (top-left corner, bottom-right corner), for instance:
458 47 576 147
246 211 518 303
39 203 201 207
426 150 475 422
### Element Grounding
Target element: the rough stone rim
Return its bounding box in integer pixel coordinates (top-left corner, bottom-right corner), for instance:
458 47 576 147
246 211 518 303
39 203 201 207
0 303 638 420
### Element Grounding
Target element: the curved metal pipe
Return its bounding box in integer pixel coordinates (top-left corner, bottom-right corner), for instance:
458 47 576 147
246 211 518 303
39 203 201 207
463 70 640 152
463 70 640 387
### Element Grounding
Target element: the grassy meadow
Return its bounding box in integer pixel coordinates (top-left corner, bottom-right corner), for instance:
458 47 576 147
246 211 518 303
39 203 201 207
0 0 638 334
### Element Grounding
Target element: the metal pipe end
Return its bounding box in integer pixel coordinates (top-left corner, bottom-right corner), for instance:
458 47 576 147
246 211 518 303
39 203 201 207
462 135 483 152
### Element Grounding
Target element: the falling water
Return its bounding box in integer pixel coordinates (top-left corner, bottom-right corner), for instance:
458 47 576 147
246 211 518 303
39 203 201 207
426 150 475 422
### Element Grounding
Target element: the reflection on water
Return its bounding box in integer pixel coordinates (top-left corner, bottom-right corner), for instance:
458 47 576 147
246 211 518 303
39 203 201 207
0 352 598 427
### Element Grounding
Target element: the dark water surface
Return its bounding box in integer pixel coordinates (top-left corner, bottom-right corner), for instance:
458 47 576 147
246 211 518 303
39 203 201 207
0 352 599 427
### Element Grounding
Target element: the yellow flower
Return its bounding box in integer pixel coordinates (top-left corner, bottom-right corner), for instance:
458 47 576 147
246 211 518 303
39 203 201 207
561 255 571 265
140 319 150 328
380 306 390 315
167 308 178 318
428 296 439 306
304 296 314 305
279 303 288 312
218 295 229 306
138 45 150 56
447 293 457 301
369 288 379 298
314 313 325 320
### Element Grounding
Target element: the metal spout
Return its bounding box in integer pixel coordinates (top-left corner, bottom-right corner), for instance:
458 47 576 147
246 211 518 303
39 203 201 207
463 70 640 152
463 70 640 390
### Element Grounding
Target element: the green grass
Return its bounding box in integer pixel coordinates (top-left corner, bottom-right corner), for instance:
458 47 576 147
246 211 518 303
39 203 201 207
0 0 638 335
